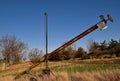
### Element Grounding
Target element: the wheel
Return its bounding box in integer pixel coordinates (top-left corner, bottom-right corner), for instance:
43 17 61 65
29 77 37 81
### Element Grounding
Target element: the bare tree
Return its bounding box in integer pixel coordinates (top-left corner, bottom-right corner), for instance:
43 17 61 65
28 48 43 63
75 47 86 58
87 39 99 53
0 35 27 64
49 42 77 61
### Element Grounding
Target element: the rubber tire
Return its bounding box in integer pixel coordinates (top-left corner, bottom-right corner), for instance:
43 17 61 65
29 77 37 81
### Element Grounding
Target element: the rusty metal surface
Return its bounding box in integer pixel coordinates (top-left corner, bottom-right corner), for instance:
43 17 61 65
49 25 98 56
14 24 98 80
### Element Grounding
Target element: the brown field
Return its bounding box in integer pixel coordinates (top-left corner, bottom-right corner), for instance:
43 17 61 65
0 70 120 81
0 58 120 81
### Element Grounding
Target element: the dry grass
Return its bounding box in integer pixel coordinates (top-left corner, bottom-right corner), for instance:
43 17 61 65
0 60 120 81
0 70 120 81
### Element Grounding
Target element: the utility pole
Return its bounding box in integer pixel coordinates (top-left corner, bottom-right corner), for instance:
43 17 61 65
44 12 48 69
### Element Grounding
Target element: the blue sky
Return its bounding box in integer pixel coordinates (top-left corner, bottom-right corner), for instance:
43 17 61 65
0 0 120 53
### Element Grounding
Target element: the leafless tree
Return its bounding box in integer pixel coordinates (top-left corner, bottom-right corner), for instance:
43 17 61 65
75 47 86 58
28 48 43 63
0 35 27 64
87 39 99 53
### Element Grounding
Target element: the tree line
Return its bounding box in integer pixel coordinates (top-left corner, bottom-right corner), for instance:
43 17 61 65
47 39 120 61
0 35 43 64
0 35 120 64
88 39 120 59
